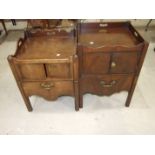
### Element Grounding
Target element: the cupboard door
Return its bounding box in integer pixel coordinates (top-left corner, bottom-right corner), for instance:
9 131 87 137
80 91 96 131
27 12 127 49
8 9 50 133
110 52 138 73
46 63 71 79
82 53 110 74
18 64 46 80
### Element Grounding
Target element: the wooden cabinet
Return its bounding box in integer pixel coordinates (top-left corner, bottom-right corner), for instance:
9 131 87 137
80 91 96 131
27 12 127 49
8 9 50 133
8 21 148 111
78 22 148 108
8 28 79 111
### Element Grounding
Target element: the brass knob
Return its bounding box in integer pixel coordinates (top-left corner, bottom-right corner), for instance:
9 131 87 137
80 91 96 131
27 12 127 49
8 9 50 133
111 62 116 68
89 41 94 45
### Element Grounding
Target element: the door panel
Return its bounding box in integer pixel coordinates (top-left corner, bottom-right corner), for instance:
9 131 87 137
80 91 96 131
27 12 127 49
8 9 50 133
18 64 46 80
46 63 71 79
82 53 110 74
110 52 138 73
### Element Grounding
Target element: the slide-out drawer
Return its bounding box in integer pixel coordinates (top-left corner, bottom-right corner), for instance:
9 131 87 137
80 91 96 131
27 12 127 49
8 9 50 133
22 81 74 100
80 74 134 96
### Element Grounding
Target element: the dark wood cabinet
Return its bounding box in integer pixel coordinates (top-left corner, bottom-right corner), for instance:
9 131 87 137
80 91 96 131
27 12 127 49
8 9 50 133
78 22 148 108
8 21 148 111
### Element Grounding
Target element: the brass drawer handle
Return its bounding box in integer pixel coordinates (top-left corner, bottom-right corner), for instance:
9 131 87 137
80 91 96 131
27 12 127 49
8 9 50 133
111 62 116 68
99 23 108 27
100 80 116 88
40 82 54 90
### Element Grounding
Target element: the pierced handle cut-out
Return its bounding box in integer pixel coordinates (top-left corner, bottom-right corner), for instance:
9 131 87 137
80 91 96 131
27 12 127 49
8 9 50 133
17 38 24 49
134 32 138 37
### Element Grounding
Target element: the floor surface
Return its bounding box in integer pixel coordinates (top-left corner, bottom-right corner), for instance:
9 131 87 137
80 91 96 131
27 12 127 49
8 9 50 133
0 26 155 134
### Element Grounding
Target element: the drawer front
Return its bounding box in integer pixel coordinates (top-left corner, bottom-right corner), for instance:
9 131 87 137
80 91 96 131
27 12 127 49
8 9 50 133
110 52 138 73
22 81 74 100
46 63 72 79
80 75 134 96
17 64 46 80
82 53 110 74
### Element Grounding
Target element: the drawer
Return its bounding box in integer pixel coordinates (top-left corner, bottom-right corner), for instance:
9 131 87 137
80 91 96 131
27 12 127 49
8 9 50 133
17 64 46 80
82 52 110 74
22 81 74 100
80 75 134 96
110 52 139 73
46 63 72 79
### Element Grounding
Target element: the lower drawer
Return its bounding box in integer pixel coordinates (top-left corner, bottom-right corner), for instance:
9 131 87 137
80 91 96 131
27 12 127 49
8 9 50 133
80 75 134 96
22 81 74 100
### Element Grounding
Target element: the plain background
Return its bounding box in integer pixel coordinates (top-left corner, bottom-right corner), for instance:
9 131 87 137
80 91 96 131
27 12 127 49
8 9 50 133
0 0 155 155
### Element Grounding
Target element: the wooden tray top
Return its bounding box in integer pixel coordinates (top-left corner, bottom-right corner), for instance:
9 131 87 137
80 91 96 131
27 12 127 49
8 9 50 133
16 37 76 60
78 22 144 48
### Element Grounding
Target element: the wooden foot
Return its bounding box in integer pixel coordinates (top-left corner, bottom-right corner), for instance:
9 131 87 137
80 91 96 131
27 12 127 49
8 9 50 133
74 82 79 111
79 94 83 108
75 104 79 111
75 94 79 111
24 96 33 112
125 91 134 107
125 100 130 107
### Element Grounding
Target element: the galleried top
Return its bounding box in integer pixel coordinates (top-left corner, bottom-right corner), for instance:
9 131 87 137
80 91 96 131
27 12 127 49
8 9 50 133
77 22 146 51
